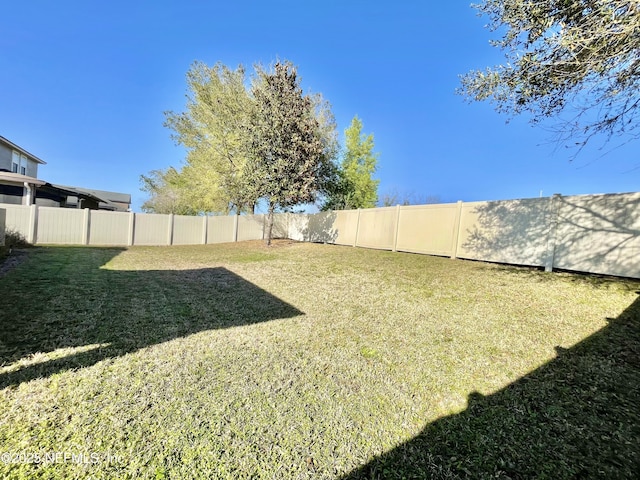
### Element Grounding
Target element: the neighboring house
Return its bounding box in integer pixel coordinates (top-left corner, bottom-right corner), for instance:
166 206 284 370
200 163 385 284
0 135 44 177
0 135 130 211
56 186 131 212
0 135 47 205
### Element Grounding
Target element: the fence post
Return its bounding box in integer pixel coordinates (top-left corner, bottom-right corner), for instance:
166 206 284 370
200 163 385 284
28 204 38 244
167 213 174 246
286 212 291 241
353 209 361 247
233 214 239 242
82 208 90 245
544 194 562 272
392 204 401 252
451 201 463 259
127 212 135 246
201 215 207 245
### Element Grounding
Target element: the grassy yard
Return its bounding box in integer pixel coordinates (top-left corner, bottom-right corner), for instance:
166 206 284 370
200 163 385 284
0 241 638 479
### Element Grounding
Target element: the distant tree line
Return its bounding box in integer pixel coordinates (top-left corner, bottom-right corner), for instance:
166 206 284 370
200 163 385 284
141 60 380 244
378 189 441 207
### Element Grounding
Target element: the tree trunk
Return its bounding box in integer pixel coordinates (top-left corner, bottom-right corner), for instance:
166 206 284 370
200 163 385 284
265 202 275 246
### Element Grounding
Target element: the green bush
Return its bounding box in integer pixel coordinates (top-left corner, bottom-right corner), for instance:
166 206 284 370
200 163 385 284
2 228 31 252
1 229 31 266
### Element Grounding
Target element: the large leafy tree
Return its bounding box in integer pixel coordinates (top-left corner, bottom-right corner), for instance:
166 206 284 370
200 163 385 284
140 167 196 215
323 116 379 210
163 62 258 214
250 61 338 245
459 0 640 150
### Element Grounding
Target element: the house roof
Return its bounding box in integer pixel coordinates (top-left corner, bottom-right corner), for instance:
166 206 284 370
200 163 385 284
55 185 131 205
0 174 122 208
51 184 129 211
45 184 108 204
0 136 47 165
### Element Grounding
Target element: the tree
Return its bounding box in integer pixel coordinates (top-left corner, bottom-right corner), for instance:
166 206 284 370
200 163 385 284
459 0 640 151
250 61 338 245
322 115 379 210
163 62 258 214
140 167 196 215
378 188 440 207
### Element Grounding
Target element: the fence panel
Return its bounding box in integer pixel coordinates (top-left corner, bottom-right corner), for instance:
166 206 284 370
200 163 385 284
456 198 553 267
173 215 205 245
89 210 131 245
133 213 170 246
37 207 85 244
237 214 264 241
288 214 309 242
332 210 360 246
356 207 397 250
552 192 640 278
303 210 359 245
396 204 458 256
272 213 289 239
1 203 32 238
207 216 235 244
304 211 334 243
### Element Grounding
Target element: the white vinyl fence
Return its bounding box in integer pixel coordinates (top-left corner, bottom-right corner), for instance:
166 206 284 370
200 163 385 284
0 205 275 247
2 191 639 278
291 192 640 279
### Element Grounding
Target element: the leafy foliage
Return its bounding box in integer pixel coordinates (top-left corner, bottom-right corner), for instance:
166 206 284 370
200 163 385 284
3 228 30 249
139 167 198 214
249 61 338 244
378 188 440 207
460 0 640 150
323 116 379 210
163 62 258 214
142 60 337 225
0 228 30 260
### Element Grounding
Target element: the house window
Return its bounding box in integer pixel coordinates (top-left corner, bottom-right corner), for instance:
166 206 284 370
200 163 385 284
12 151 19 173
12 150 29 176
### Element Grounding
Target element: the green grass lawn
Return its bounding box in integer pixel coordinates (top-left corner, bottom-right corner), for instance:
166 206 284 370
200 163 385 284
1 241 638 479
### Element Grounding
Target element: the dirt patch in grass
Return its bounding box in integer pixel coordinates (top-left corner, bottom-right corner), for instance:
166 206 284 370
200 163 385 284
0 243 638 479
261 238 302 249
0 249 29 278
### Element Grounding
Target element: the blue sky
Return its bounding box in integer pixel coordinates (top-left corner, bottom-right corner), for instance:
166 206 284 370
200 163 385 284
1 0 637 212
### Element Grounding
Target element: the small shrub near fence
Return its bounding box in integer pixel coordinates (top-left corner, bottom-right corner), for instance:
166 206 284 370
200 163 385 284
1 228 31 259
4 228 30 248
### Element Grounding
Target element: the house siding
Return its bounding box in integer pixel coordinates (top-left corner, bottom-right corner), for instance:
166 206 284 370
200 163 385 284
26 159 38 177
0 139 41 177
0 143 11 171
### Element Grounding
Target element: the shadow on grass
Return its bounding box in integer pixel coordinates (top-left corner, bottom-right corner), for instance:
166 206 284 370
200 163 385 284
0 247 303 389
342 292 640 479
